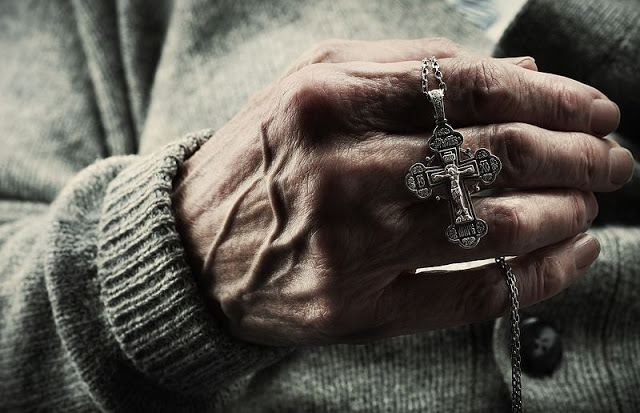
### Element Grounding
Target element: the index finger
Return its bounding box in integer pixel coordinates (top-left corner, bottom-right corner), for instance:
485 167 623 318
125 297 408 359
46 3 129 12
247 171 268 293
443 57 620 137
317 59 620 136
284 38 470 76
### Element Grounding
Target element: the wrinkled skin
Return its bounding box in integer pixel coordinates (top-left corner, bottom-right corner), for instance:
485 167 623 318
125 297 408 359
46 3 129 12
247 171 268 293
172 38 632 346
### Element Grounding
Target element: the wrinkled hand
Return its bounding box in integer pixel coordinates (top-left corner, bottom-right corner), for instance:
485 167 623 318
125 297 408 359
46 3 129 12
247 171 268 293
172 39 632 346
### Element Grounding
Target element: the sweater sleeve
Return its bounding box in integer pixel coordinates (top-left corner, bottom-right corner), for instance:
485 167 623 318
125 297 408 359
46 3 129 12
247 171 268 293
0 130 289 412
493 0 640 149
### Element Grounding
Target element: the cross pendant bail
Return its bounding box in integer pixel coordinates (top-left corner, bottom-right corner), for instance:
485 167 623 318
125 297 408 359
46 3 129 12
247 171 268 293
428 89 447 124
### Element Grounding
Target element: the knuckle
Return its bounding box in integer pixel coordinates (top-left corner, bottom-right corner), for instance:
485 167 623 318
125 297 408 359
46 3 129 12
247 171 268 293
568 190 588 231
575 141 600 189
454 60 510 119
491 123 537 183
553 86 583 124
306 39 348 64
283 65 326 109
280 65 334 130
531 255 565 300
470 60 505 111
489 201 528 252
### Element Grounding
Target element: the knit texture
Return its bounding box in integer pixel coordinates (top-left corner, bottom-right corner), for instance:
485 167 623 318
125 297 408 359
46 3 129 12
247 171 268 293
1 0 639 412
493 227 640 412
494 0 640 144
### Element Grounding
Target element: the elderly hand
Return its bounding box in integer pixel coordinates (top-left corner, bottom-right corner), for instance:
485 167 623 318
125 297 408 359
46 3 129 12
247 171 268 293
172 38 632 346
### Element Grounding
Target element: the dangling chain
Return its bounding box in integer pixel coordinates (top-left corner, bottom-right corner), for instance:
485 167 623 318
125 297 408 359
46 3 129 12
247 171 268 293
496 257 523 413
422 57 523 413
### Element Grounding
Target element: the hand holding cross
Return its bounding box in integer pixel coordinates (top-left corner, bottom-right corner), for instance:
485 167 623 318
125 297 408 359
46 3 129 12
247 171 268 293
406 121 501 248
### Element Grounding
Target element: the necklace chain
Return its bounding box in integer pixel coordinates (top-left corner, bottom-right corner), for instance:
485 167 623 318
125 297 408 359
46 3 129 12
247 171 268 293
496 257 523 413
422 57 447 95
422 57 523 413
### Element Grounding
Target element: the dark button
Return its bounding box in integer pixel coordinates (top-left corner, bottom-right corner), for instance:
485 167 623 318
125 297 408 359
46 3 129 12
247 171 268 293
520 317 562 377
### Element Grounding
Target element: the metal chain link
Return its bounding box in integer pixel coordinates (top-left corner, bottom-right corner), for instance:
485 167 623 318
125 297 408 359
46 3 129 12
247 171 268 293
421 58 430 96
422 57 523 412
421 57 447 96
495 256 523 413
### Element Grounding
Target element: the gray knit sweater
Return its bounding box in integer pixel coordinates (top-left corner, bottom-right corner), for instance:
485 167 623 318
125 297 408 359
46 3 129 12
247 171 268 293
1 0 638 412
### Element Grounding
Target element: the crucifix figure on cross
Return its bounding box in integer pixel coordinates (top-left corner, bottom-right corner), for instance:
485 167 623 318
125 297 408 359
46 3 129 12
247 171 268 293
406 122 502 248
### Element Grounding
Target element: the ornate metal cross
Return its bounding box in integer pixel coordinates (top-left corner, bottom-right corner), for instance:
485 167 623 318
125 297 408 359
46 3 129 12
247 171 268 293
406 120 502 248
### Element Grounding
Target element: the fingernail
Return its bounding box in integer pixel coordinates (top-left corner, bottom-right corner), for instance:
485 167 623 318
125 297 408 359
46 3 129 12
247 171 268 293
590 99 620 136
574 234 600 270
502 56 538 70
609 147 635 185
515 56 537 70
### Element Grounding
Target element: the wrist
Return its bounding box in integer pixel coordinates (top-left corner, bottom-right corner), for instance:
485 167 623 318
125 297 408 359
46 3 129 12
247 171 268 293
171 130 270 296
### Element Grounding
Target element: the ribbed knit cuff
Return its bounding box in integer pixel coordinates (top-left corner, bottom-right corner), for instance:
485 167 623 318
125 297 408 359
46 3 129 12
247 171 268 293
97 130 289 396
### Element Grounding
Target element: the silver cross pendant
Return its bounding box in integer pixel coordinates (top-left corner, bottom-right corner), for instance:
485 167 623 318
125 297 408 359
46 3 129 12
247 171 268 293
406 90 502 249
